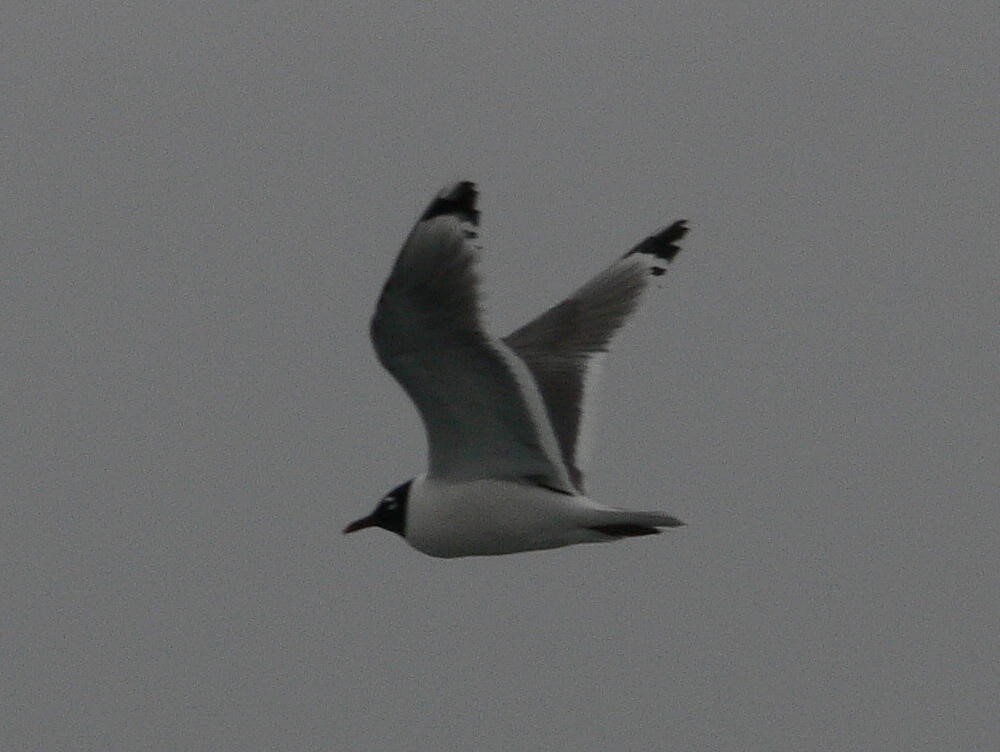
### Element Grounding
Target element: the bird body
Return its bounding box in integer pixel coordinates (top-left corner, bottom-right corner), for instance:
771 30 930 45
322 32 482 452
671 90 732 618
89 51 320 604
402 475 681 558
344 181 689 557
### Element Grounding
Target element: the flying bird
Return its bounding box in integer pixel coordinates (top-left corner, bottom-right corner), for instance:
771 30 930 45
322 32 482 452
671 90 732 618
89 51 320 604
344 181 689 557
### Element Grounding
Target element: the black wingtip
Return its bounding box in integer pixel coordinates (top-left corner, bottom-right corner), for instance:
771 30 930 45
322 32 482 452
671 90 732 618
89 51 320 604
625 219 689 272
420 181 480 225
587 524 662 537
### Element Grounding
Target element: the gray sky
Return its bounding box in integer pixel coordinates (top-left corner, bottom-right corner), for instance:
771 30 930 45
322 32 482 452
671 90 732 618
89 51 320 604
3 3 997 751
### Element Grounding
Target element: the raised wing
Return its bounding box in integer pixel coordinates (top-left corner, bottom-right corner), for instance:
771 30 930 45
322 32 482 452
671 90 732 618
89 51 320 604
371 182 574 491
504 221 688 491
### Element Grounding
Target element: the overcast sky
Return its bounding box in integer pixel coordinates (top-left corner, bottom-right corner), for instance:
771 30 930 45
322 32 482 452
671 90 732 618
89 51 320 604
3 3 997 751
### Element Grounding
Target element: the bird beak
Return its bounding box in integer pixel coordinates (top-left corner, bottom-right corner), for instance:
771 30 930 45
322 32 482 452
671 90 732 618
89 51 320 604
343 514 377 534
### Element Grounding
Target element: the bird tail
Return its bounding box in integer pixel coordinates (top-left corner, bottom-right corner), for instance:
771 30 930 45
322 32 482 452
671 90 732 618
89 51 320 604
585 510 685 537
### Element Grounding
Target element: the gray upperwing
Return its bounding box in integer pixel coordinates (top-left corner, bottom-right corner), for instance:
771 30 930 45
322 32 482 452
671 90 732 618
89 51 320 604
503 220 689 491
371 182 575 490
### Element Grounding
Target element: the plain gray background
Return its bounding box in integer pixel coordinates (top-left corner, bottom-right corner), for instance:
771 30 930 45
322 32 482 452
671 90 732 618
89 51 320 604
3 3 997 751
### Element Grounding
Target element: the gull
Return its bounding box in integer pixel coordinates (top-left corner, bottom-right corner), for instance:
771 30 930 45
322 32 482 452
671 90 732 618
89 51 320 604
344 181 689 557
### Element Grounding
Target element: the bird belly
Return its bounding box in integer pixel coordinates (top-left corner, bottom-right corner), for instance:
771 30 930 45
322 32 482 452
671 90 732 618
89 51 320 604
405 478 608 558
